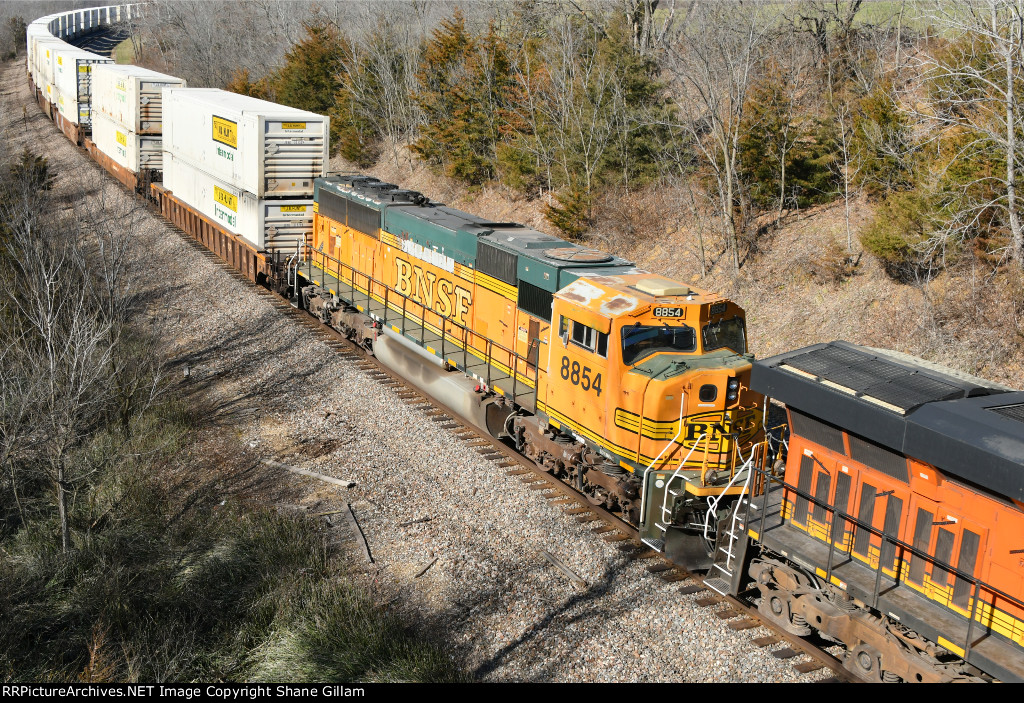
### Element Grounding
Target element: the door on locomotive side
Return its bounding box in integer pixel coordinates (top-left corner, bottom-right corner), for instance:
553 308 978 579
544 290 613 442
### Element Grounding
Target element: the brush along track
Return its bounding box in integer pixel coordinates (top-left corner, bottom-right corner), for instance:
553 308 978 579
152 212 858 684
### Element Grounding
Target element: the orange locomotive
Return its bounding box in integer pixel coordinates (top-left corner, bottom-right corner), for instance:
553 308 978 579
715 341 1024 682
297 174 763 568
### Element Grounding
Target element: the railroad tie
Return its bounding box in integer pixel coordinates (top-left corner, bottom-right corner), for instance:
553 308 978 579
645 562 673 573
679 584 703 595
752 636 781 647
793 661 824 674
770 648 800 660
695 596 723 607
726 618 759 631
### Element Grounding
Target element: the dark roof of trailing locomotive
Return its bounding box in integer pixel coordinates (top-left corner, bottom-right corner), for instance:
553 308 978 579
752 341 1024 501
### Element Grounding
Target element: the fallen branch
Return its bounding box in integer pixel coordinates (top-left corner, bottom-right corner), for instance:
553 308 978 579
262 458 356 488
414 557 438 578
540 550 586 587
346 503 373 563
398 516 431 527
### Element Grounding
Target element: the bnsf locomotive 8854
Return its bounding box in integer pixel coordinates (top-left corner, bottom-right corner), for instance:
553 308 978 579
298 175 763 567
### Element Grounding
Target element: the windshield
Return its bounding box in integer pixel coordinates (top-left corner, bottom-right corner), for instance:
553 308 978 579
621 324 696 365
702 317 746 354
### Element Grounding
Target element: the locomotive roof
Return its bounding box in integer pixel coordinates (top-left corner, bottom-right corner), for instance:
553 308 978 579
752 341 1024 501
315 175 634 289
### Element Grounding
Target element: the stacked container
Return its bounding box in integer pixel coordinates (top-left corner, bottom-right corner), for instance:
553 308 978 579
34 37 65 99
53 47 112 126
162 88 329 252
91 64 185 176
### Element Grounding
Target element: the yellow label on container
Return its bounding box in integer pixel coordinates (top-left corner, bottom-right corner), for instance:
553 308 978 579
282 122 306 130
58 56 62 65
212 116 237 149
79 65 90 73
280 205 306 213
116 131 127 147
214 186 237 212
116 79 126 91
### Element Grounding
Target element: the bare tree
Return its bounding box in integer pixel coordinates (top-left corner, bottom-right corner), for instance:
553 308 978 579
1 191 113 553
909 0 1024 266
787 0 864 94
535 20 622 210
665 1 774 271
832 101 863 252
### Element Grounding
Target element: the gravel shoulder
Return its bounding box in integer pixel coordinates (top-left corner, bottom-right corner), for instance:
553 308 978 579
2 59 831 683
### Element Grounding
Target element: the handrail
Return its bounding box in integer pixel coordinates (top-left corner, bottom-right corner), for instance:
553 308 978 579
300 243 538 406
746 465 1024 659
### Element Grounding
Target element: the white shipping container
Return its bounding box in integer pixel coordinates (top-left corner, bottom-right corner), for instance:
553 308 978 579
92 111 162 173
92 64 185 134
27 24 50 77
163 88 328 198
162 152 313 252
35 38 64 87
53 48 112 125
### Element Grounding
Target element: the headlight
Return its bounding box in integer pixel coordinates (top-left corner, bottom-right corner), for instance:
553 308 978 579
727 390 738 401
727 378 739 391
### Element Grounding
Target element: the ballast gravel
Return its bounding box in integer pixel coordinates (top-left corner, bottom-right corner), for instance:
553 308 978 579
2 60 834 683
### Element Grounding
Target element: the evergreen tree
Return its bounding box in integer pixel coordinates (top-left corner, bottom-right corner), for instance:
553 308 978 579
412 13 516 185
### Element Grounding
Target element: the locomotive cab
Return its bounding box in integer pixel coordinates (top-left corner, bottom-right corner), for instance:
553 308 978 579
541 274 763 567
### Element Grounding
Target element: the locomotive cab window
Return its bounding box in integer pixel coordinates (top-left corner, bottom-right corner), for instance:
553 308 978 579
566 318 608 358
621 323 696 365
703 317 746 355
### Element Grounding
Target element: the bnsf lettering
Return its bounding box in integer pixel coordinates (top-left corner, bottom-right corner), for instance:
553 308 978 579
395 256 472 326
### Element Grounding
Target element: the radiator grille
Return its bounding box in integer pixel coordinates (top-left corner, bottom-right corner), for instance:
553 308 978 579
517 280 553 320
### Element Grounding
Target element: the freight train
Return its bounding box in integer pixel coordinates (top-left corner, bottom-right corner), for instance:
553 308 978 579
24 4 1024 683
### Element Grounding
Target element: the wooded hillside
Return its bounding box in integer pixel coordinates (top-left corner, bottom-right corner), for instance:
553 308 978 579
130 0 1024 382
